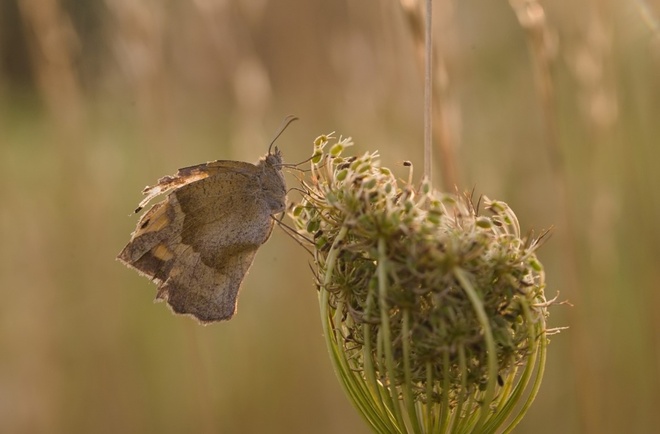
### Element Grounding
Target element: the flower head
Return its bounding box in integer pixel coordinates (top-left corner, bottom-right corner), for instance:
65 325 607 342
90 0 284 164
290 134 554 433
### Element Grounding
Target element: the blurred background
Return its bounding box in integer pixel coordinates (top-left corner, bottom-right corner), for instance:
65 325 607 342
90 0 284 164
1 0 659 433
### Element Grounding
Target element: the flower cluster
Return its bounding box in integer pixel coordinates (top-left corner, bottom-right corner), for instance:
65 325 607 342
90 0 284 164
290 134 552 433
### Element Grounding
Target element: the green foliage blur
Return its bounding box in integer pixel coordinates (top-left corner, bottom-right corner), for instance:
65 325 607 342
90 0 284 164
1 1 658 433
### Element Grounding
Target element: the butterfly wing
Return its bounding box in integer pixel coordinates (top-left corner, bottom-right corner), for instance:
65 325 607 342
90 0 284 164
118 160 281 323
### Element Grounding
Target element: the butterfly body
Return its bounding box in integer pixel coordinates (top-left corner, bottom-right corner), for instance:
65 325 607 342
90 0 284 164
117 149 285 323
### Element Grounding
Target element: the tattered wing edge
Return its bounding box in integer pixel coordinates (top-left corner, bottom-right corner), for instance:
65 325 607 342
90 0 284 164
133 160 259 213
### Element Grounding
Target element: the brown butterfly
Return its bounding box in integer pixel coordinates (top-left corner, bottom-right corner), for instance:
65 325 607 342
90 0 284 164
117 116 296 323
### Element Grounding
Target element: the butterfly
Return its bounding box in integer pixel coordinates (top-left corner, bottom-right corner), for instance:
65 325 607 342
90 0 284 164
117 116 295 323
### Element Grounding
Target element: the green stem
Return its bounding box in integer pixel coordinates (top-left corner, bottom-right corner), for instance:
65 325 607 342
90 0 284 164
501 299 548 433
320 227 381 430
364 276 397 425
401 308 423 433
377 237 408 430
425 361 435 433
449 345 468 433
438 350 451 433
453 266 499 432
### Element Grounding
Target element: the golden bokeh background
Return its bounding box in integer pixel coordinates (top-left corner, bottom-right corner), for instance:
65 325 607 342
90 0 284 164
1 1 659 433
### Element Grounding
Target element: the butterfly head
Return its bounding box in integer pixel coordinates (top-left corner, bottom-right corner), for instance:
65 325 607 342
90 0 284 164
265 146 283 167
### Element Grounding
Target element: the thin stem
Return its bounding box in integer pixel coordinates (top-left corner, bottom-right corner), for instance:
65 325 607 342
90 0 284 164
399 0 459 189
377 237 408 429
453 267 498 432
501 299 548 433
401 308 423 433
320 226 390 431
425 361 435 433
438 350 451 433
364 279 404 431
424 0 433 182
449 345 468 433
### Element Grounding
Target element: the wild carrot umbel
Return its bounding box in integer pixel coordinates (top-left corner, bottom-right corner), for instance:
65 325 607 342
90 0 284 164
290 134 554 434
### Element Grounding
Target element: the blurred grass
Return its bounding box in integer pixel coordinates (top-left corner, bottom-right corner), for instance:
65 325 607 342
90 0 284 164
1 0 659 433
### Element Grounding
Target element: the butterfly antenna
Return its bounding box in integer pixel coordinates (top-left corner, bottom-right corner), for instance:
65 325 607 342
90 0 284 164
268 115 299 154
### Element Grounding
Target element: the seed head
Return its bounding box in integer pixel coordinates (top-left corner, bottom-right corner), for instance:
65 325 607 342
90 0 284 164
290 134 556 433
